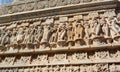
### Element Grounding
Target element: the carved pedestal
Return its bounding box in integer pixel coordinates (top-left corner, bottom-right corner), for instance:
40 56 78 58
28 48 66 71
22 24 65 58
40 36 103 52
114 36 120 44
57 40 66 47
40 42 49 49
50 42 57 48
75 39 85 46
67 41 74 47
92 36 106 45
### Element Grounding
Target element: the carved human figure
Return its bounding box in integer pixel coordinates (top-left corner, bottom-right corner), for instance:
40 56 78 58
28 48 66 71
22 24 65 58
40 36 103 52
24 26 37 50
84 20 90 39
67 22 74 42
35 26 43 43
16 28 24 44
100 16 110 38
83 19 91 45
57 22 67 47
58 22 67 42
1 29 11 47
99 16 113 44
106 16 120 37
10 29 17 46
91 17 104 37
22 27 29 44
17 27 29 50
74 20 84 40
49 24 58 43
27 26 37 44
89 16 107 45
0 29 5 45
41 23 52 43
8 30 16 52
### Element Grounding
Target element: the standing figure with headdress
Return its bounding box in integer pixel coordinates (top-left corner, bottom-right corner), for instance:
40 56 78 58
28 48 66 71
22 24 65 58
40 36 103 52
57 22 67 47
74 15 85 46
106 15 120 43
67 19 74 46
84 18 91 45
91 17 103 37
41 23 52 48
26 25 37 51
16 28 24 45
1 29 11 47
100 16 113 44
74 20 84 40
34 26 43 49
108 16 120 36
35 26 43 43
89 13 106 45
9 28 18 52
49 23 58 48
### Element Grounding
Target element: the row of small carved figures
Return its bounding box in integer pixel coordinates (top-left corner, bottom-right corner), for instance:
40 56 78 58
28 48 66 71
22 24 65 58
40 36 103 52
0 51 119 66
0 16 120 48
0 64 115 72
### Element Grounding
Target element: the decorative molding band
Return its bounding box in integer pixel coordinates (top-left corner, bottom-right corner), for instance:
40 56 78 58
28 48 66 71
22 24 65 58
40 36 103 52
0 0 118 23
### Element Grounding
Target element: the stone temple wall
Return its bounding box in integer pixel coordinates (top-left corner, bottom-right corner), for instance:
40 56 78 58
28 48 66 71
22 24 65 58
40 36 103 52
0 0 120 72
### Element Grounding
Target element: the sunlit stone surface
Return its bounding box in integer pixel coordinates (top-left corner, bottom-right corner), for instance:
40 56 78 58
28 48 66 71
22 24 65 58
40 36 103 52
0 0 120 72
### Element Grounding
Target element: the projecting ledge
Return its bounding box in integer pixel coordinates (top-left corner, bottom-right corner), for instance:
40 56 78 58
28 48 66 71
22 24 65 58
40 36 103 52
0 43 120 56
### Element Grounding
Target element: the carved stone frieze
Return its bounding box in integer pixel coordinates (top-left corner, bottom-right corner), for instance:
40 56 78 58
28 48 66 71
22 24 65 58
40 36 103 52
0 10 119 52
0 0 111 15
0 50 119 67
0 64 116 72
0 0 120 71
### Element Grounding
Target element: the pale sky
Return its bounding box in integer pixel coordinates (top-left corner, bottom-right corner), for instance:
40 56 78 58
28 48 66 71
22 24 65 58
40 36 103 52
0 0 13 5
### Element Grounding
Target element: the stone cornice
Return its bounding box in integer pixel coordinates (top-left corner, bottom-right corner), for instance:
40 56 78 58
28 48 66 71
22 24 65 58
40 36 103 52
0 0 119 24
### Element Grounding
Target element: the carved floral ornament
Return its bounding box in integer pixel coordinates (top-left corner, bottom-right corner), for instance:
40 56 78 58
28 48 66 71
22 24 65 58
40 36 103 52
0 64 118 72
0 0 107 15
0 11 120 52
0 50 120 71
